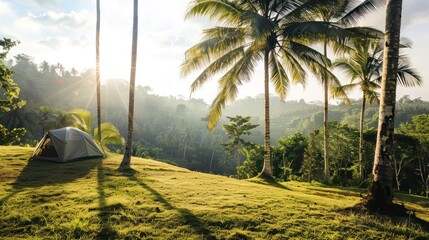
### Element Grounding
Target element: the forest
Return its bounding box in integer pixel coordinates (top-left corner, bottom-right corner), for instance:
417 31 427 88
1 53 428 196
2 0 429 238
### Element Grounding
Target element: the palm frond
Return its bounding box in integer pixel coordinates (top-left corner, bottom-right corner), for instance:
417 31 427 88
242 10 277 39
69 108 92 134
336 82 361 93
282 21 345 41
341 0 385 26
365 87 379 104
334 58 361 81
94 122 125 147
279 46 307 86
189 46 245 94
181 27 246 77
285 0 334 21
206 46 261 130
269 51 289 101
185 0 243 25
396 63 422 87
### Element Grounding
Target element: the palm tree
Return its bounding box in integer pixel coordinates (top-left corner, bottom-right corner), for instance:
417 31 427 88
95 0 102 143
70 108 92 134
70 108 124 152
37 106 56 137
334 37 421 180
120 0 139 167
54 109 73 129
366 0 403 212
305 0 383 183
182 0 336 178
94 122 125 152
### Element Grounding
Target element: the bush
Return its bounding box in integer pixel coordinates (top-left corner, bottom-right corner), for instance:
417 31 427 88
0 124 26 145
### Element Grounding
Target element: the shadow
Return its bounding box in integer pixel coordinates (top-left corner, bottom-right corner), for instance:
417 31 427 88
93 161 119 240
12 157 102 189
247 177 290 191
0 157 102 206
126 171 216 239
0 190 21 206
306 187 363 199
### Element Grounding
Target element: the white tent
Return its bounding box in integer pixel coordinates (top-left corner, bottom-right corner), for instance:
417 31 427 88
31 127 104 162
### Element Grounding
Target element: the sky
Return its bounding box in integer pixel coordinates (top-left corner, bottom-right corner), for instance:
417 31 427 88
1 0 428 104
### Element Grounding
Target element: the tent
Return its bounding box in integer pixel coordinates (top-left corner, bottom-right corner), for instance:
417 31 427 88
30 127 104 162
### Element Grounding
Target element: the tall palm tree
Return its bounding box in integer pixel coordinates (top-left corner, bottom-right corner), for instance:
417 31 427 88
120 0 139 167
182 0 337 178
334 37 421 180
95 0 102 143
366 0 403 211
306 0 384 183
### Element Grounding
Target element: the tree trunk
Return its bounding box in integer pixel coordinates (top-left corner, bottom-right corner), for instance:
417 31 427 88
323 42 330 183
260 49 273 177
394 157 400 191
209 147 215 173
182 138 187 160
96 0 102 144
366 0 402 212
426 174 429 197
359 94 366 180
120 0 138 168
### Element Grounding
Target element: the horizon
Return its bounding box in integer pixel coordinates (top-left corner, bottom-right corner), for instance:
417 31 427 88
1 0 428 104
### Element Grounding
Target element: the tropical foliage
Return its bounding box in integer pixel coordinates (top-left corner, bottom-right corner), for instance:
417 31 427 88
335 36 422 179
0 38 25 112
182 0 340 177
70 108 124 152
221 115 259 171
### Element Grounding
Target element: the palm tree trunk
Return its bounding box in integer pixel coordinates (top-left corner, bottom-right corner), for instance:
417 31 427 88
323 42 330 183
96 0 102 143
209 147 215 173
120 0 138 167
359 94 366 180
366 0 402 211
260 49 273 177
426 175 429 198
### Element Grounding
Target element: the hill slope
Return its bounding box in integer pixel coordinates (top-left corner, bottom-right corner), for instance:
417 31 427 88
1 146 428 239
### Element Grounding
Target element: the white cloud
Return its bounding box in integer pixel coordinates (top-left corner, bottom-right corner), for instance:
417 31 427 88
15 10 92 34
0 1 13 17
3 0 428 103
38 35 90 50
403 0 429 27
12 0 62 11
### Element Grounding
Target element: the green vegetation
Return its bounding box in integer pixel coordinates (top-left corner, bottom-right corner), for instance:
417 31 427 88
70 108 124 152
0 146 428 239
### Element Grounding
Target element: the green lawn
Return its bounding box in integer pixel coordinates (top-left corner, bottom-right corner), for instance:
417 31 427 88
1 146 428 239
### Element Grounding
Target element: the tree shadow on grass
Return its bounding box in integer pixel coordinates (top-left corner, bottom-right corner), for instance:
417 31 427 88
0 190 21 206
92 161 120 240
13 158 102 188
248 176 290 191
124 169 216 240
0 158 102 206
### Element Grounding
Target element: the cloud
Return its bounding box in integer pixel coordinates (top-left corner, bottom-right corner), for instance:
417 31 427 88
402 0 429 27
0 1 13 16
17 10 92 32
38 35 90 50
12 0 62 11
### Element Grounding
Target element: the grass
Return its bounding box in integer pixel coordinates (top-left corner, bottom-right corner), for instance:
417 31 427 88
0 145 428 239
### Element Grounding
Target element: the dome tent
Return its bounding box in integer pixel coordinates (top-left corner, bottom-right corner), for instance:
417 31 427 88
31 127 104 162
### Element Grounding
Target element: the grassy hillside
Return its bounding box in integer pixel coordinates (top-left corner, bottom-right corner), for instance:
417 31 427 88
1 146 428 239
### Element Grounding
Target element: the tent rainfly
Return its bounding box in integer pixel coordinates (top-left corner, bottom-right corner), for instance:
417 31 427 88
30 127 104 162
